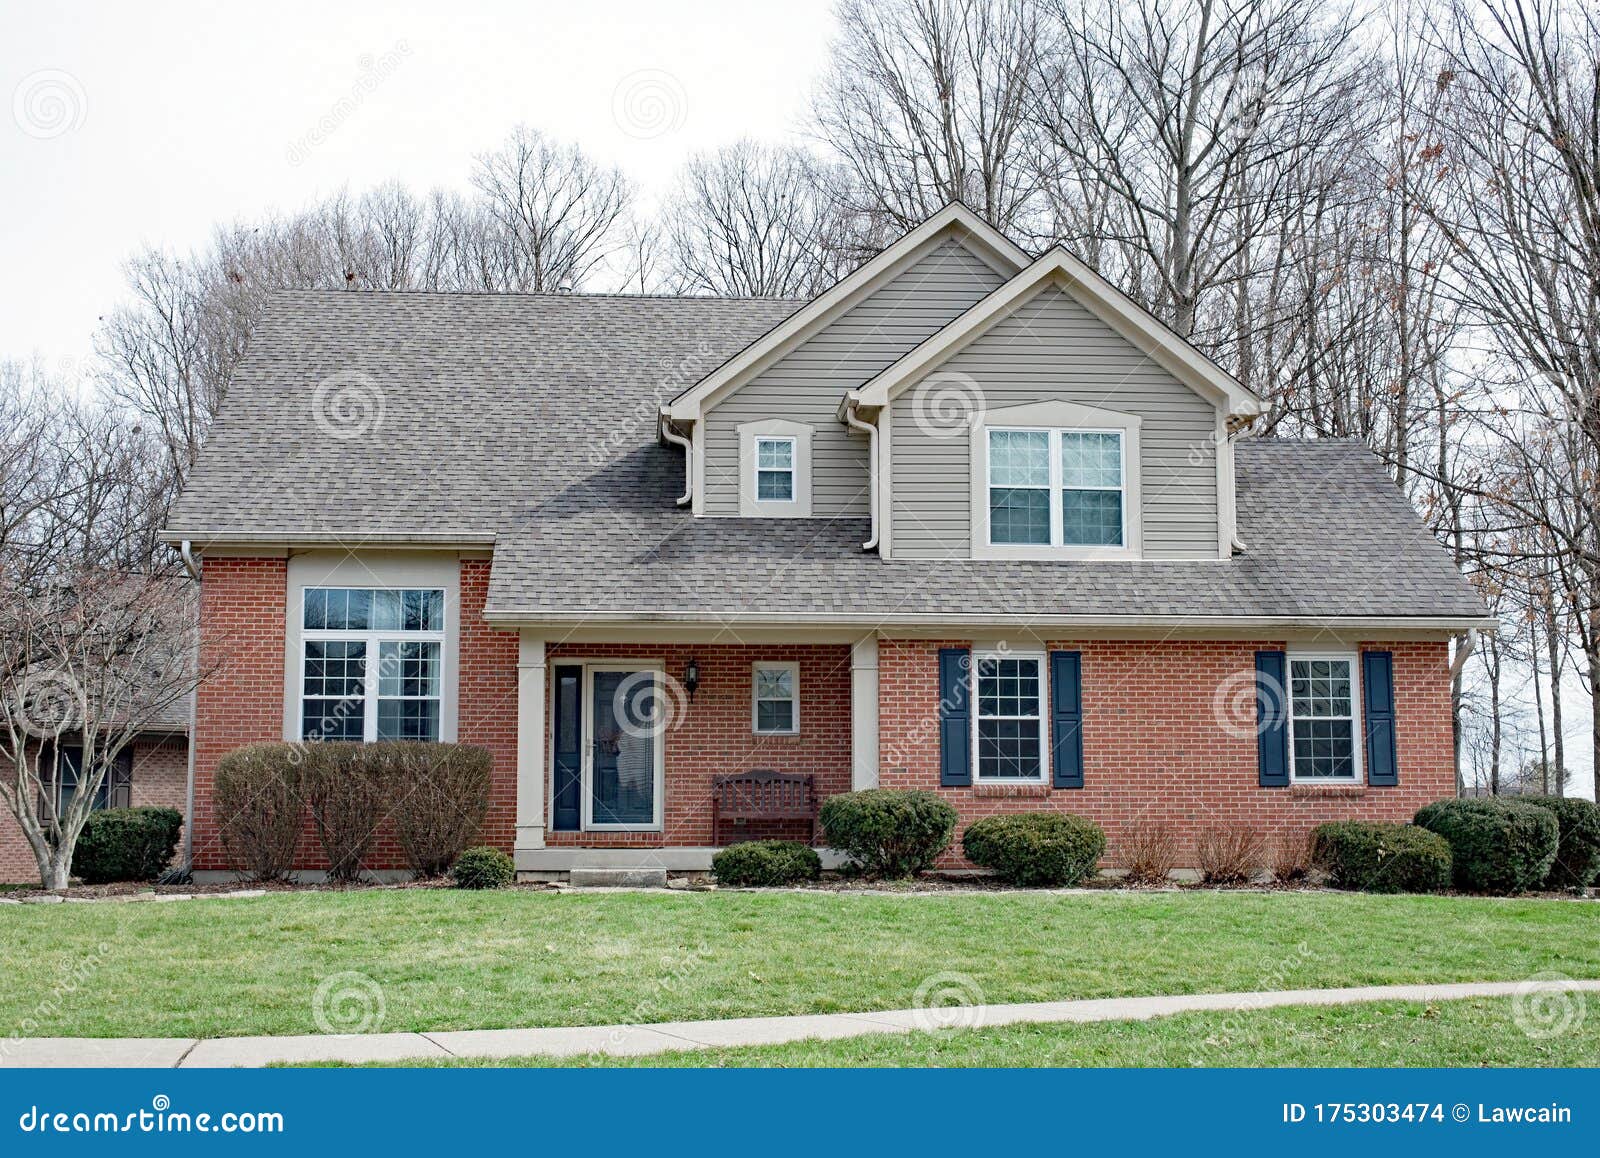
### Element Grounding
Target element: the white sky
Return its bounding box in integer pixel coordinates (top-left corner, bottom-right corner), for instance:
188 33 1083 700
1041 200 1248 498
1 0 837 373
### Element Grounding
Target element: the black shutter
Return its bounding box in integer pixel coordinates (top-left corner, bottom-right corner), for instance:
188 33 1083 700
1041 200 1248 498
1362 651 1397 786
551 665 583 830
1256 651 1289 787
1050 651 1084 789
938 648 972 787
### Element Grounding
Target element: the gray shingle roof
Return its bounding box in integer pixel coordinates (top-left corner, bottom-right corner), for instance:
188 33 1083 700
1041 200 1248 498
167 292 1485 626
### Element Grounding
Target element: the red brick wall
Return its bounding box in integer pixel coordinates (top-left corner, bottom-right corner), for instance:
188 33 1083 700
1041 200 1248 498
878 638 1456 869
190 557 289 871
1 735 190 884
457 559 518 854
543 643 854 847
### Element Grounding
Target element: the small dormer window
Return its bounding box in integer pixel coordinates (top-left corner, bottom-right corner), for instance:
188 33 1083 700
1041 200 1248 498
737 420 813 517
755 437 796 502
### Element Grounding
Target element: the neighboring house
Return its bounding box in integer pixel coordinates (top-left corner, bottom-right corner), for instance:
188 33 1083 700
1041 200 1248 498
162 203 1488 879
0 699 190 883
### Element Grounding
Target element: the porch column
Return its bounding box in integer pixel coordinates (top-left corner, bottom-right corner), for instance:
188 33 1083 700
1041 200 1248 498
516 633 547 850
851 635 879 790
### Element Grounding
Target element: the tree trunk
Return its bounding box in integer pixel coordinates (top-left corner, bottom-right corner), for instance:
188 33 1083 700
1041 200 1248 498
40 848 71 892
1546 606 1566 795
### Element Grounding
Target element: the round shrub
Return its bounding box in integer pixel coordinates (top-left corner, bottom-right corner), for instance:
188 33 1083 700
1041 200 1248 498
962 812 1106 886
711 840 823 887
72 807 184 884
1414 798 1558 894
215 742 306 881
818 789 957 878
365 742 493 878
451 845 514 890
1517 795 1600 890
1312 821 1452 894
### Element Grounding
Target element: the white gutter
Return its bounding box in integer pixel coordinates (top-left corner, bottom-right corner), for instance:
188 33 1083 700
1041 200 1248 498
1449 628 1480 679
841 392 879 551
658 411 693 508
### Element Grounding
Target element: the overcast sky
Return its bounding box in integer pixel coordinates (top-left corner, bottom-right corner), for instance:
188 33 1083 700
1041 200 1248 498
1 0 836 374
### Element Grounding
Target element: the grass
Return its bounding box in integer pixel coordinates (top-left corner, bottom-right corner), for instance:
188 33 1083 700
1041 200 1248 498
345 998 1600 1068
2 889 1596 1039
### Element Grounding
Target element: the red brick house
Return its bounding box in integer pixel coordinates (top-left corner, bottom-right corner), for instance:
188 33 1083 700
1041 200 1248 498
161 204 1488 880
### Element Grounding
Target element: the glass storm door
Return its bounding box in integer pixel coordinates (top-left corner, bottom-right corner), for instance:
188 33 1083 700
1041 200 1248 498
583 668 661 829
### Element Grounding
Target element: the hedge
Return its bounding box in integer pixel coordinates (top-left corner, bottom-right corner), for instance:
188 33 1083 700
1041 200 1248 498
214 743 305 881
1414 798 1558 894
1312 821 1452 894
711 840 823 887
1517 795 1600 890
452 846 514 889
962 812 1105 887
818 789 957 878
72 807 184 884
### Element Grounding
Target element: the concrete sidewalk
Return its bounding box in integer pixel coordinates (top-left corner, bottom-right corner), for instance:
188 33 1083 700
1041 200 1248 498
5 978 1595 1068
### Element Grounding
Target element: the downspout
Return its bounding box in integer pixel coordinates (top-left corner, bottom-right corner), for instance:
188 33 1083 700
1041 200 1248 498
1449 628 1480 680
1226 420 1248 554
841 393 879 551
658 412 693 508
179 541 200 880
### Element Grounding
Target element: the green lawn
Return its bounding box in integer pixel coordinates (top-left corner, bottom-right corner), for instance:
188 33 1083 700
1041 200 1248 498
357 998 1600 1068
2 889 1596 1038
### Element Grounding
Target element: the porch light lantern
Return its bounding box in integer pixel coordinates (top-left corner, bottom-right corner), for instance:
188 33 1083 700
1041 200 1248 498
683 657 700 701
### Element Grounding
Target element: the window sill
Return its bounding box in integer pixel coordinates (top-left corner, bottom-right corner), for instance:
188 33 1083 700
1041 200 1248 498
1288 783 1367 799
973 783 1052 799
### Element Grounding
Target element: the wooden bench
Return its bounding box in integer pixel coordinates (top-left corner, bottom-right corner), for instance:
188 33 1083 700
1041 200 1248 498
711 770 818 846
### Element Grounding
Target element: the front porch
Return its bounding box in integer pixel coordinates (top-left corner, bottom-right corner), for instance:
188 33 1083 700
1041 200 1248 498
510 634 880 875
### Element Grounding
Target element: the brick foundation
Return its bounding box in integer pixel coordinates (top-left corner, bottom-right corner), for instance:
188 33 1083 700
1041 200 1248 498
878 638 1456 868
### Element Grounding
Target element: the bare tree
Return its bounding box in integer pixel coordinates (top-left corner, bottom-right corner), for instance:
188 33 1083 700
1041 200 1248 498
470 125 634 292
662 141 850 297
814 0 1044 234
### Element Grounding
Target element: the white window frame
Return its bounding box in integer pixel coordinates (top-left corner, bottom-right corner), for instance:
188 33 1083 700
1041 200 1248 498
737 418 814 517
985 425 1127 548
299 586 447 744
1285 651 1364 785
970 400 1143 561
752 661 800 735
971 649 1049 785
753 437 797 504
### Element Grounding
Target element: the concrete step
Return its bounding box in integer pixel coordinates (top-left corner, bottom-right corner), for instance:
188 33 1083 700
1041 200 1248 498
567 867 669 889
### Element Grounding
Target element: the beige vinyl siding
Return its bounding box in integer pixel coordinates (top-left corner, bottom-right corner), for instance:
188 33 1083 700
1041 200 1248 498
890 286 1221 559
702 239 1006 517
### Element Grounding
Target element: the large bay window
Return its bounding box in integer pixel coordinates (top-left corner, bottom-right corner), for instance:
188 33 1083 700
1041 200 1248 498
300 587 445 742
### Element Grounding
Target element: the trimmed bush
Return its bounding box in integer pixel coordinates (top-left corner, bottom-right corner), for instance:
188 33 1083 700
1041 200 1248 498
452 845 514 889
368 742 493 878
712 840 823 887
72 807 183 884
1414 798 1559 894
215 742 306 881
1194 824 1266 884
818 789 957 878
300 743 385 883
1312 821 1452 894
1121 821 1179 884
962 812 1106 887
1518 795 1600 890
